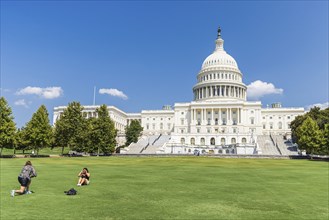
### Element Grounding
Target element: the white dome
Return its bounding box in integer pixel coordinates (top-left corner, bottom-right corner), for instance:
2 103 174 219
201 37 239 70
202 51 238 69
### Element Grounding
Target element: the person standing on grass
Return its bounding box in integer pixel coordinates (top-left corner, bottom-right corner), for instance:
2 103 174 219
11 161 37 197
77 168 90 186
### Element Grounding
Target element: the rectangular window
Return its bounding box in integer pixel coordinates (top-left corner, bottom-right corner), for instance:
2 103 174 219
168 123 171 130
181 119 184 125
146 124 149 130
197 128 200 133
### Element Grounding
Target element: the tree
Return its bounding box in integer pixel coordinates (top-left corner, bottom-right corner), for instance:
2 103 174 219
24 105 53 155
54 101 87 154
291 107 329 155
88 105 117 154
125 119 143 146
322 124 329 155
15 127 31 154
296 116 324 155
290 114 307 143
0 97 16 156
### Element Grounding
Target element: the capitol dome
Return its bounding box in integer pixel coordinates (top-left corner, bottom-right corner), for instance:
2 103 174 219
193 27 247 102
201 48 238 70
201 36 239 70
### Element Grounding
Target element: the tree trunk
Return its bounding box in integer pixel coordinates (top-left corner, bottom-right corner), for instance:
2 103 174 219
62 146 64 155
0 147 2 156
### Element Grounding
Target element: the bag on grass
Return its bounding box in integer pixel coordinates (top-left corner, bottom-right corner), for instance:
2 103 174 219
64 188 77 195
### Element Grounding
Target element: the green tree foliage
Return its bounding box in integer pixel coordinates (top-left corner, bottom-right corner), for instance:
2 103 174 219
54 101 87 154
24 105 53 155
15 127 31 153
296 117 324 155
125 119 143 146
0 97 16 155
291 107 329 155
322 124 329 155
88 105 117 154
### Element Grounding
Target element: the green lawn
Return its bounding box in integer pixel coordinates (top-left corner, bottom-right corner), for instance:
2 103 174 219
1 157 328 220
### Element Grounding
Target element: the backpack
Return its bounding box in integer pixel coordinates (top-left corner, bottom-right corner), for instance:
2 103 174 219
64 188 77 195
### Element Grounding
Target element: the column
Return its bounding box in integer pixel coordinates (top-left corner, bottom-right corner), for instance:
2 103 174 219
211 108 214 125
228 108 231 125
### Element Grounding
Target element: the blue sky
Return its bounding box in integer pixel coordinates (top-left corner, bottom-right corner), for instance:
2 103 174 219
1 1 328 128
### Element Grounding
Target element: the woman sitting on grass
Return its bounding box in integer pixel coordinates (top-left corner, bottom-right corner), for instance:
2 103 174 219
11 161 37 197
77 168 90 186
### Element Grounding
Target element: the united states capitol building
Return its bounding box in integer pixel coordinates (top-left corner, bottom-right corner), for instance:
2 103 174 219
53 28 304 155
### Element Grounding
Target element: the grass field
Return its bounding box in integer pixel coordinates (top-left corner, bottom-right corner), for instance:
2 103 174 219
1 157 328 220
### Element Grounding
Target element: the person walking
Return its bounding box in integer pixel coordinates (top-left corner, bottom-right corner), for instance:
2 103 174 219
11 161 37 197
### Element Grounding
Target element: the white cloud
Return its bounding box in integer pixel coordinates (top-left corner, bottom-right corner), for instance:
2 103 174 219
16 86 63 99
14 99 30 108
306 102 329 110
99 88 128 100
247 80 283 100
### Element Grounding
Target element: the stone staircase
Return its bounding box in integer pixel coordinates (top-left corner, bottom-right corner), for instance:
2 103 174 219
142 135 171 154
122 134 171 154
271 135 298 155
257 135 281 155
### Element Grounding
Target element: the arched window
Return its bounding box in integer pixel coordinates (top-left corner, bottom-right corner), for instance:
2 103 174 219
190 138 195 145
180 138 185 144
218 149 222 154
226 149 230 154
242 138 247 144
200 138 205 145
231 138 236 144
210 137 215 145
221 138 225 146
278 122 282 129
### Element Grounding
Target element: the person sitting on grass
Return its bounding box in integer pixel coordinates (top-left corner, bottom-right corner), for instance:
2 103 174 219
11 161 37 197
77 168 90 186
